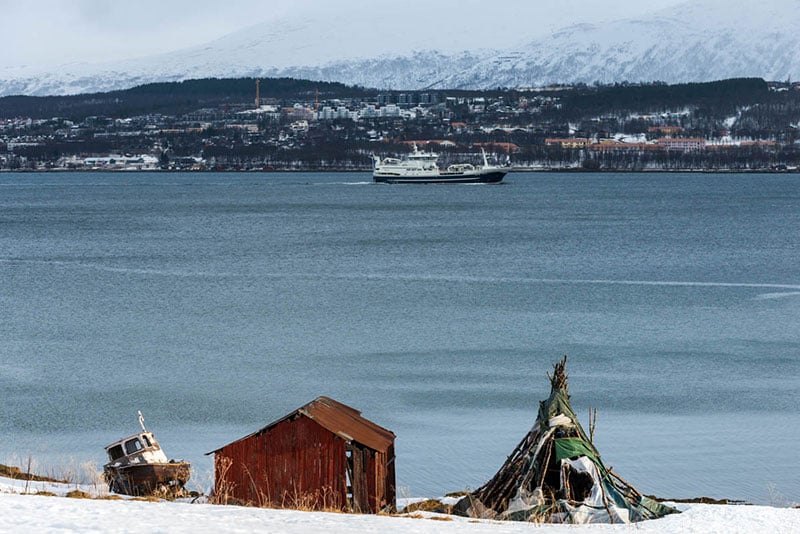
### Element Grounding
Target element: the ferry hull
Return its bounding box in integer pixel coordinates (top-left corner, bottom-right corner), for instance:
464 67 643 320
374 170 507 184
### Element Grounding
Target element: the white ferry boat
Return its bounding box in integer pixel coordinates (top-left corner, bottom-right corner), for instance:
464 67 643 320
373 144 508 184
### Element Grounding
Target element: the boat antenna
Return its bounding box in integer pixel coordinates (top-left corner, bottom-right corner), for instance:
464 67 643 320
137 410 147 433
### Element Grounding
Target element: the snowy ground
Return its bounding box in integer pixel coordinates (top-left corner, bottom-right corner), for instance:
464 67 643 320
1 476 798 534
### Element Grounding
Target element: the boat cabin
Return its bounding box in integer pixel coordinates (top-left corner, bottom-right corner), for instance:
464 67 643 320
105 431 169 467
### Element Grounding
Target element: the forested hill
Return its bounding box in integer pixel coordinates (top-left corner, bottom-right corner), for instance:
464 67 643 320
0 76 790 129
0 77 368 120
556 78 771 119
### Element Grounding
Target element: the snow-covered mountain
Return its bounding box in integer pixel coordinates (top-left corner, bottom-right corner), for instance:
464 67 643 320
441 0 800 88
1 0 799 96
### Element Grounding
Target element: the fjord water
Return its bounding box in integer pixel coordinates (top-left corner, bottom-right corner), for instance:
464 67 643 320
1 172 799 504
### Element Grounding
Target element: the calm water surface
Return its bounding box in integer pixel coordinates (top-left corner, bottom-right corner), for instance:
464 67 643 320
1 172 798 504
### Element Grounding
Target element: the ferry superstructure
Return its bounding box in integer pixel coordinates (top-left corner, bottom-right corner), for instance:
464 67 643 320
373 145 508 184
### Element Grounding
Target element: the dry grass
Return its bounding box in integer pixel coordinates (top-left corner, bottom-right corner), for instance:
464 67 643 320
65 490 92 499
403 499 453 514
767 483 798 508
0 463 68 484
79 461 106 496
35 491 57 497
95 495 123 501
208 456 235 505
131 495 161 502
211 456 347 513
281 487 344 513
400 511 454 522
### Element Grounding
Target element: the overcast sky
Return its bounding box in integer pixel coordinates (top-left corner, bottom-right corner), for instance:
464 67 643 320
0 0 686 69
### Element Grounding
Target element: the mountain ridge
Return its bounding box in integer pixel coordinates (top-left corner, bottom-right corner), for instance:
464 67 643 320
1 0 798 97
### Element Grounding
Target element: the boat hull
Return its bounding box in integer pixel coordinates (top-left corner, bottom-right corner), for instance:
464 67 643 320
374 170 507 184
104 462 191 496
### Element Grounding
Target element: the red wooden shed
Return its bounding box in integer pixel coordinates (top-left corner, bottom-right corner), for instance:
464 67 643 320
208 396 396 513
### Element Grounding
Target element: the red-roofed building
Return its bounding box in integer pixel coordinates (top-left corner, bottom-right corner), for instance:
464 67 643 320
657 138 706 151
545 138 590 149
209 397 395 513
589 141 661 152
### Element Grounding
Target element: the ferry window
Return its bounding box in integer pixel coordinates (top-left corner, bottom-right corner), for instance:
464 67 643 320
124 438 143 455
108 444 125 461
142 435 152 448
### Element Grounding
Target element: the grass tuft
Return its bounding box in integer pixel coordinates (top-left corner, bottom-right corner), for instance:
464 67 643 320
403 499 453 514
0 463 68 484
65 490 92 499
131 495 161 502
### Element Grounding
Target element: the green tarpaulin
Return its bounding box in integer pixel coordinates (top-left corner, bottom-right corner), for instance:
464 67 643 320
554 437 600 464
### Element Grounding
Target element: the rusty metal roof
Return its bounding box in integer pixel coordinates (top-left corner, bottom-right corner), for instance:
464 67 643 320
208 396 395 454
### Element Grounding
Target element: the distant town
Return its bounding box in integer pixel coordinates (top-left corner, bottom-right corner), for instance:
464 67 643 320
1 77 799 172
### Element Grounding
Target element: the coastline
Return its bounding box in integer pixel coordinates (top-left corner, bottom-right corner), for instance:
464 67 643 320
1 167 798 174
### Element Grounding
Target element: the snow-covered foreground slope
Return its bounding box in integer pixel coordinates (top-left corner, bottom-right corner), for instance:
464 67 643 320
1 492 799 534
1 476 799 534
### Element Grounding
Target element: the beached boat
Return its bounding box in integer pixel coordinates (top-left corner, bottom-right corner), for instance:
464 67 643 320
103 412 190 496
373 144 508 184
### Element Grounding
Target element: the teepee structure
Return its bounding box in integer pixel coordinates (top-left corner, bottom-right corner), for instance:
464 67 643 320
456 356 678 524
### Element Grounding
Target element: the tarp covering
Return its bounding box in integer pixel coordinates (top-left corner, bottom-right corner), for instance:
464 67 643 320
554 437 600 464
459 356 680 525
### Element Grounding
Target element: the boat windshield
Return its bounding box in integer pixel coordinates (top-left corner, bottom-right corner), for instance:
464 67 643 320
125 438 144 455
107 444 125 461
